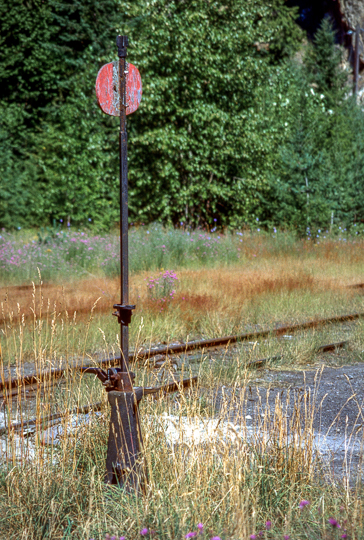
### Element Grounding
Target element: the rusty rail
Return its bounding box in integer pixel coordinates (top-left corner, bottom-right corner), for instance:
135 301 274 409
246 341 348 370
1 311 360 394
0 376 198 436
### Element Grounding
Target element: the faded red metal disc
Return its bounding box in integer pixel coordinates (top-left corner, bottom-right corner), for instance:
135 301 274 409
95 61 142 116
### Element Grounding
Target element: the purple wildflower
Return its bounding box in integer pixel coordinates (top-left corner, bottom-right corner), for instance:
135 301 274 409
265 521 272 531
250 536 257 540
299 500 310 509
120 537 126 540
185 533 197 539
197 523 204 533
328 518 341 529
210 537 221 540
341 535 347 539
140 529 149 536
284 536 290 540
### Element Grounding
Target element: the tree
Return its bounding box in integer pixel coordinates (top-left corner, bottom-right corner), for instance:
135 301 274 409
124 0 303 228
0 0 121 227
304 18 347 107
0 0 304 228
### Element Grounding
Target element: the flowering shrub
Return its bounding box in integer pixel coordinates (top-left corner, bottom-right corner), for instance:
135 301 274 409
146 270 178 302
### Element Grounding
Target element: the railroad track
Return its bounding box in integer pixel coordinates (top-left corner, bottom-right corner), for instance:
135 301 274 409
0 376 199 436
1 311 360 394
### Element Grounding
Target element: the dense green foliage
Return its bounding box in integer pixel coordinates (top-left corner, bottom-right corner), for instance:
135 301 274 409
0 0 363 232
263 20 363 233
0 0 121 228
124 0 303 227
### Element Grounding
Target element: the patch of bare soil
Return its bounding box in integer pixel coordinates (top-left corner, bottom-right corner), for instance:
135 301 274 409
216 362 364 484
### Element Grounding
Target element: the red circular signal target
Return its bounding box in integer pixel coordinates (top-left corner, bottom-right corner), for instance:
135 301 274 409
95 61 142 117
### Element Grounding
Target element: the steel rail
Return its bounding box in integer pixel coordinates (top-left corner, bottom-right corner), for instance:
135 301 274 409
3 340 348 399
1 311 361 393
0 376 198 436
246 341 348 370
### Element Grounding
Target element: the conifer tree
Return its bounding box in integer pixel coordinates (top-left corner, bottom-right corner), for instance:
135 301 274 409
304 18 347 107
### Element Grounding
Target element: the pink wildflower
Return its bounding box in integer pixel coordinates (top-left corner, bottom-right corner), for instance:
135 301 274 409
328 518 341 529
266 521 272 531
197 524 204 533
185 533 197 539
299 500 310 509
140 529 149 536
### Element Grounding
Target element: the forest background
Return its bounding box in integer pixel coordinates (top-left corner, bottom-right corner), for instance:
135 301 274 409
1 0 363 234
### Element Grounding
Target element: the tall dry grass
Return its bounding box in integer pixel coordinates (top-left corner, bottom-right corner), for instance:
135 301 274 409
1 366 362 540
0 298 364 539
2 258 364 366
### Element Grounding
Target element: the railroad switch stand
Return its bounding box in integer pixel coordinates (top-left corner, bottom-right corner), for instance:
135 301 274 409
94 35 145 492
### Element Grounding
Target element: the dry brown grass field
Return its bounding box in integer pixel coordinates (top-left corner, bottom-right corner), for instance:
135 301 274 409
1 233 364 539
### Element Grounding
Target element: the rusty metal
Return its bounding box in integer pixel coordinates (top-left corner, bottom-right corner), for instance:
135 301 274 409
89 35 146 491
316 341 348 353
142 376 199 396
4 337 347 399
0 377 198 436
0 401 104 437
105 389 145 488
3 338 347 399
133 311 363 359
81 367 135 392
246 341 348 370
115 34 132 373
113 303 135 326
247 355 282 369
1 311 363 394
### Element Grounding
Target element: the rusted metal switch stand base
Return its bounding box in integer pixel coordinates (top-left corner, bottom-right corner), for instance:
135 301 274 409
105 388 145 492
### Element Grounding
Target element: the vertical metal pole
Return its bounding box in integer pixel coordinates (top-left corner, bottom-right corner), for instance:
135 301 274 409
117 36 129 372
354 25 360 96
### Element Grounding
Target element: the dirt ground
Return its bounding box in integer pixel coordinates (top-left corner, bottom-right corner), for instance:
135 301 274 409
213 361 364 485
